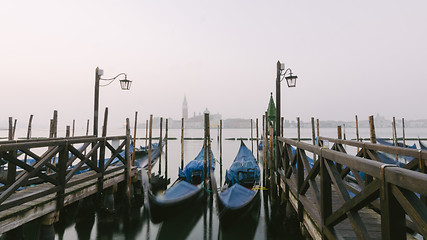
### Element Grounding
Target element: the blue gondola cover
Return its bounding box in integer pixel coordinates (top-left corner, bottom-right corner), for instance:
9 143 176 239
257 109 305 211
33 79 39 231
178 146 215 184
225 141 260 187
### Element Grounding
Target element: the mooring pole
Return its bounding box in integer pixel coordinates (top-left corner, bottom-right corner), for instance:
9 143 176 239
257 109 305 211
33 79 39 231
145 119 148 149
316 119 320 146
132 112 138 167
148 115 153 182
158 117 163 175
220 119 223 186
392 117 398 160
165 119 169 181
251 119 254 153
402 118 406 149
311 117 316 161
72 119 75 137
256 118 259 162
25 115 33 164
181 118 185 170
203 113 209 189
355 115 360 152
297 117 301 142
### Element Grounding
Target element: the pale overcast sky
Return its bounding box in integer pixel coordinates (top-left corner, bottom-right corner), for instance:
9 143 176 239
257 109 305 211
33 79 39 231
1 0 426 129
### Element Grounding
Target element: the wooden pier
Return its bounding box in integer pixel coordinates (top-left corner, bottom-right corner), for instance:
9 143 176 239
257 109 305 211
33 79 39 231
0 132 137 234
271 133 427 239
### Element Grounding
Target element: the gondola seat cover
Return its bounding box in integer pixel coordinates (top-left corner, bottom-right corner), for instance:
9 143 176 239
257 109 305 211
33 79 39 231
225 142 260 187
219 183 255 208
178 146 215 184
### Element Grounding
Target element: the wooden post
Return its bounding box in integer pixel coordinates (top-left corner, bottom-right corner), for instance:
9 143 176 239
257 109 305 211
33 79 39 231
367 115 377 184
281 117 284 137
98 108 108 203
297 117 301 142
337 126 342 140
402 118 406 147
27 115 33 140
53 110 58 138
7 117 16 185
380 166 405 239
72 120 75 137
316 119 320 146
145 119 148 149
165 119 169 181
251 119 254 154
220 119 223 186
369 115 377 144
311 117 315 151
343 124 346 140
132 112 138 167
24 115 33 164
86 119 90 136
256 118 259 162
263 114 267 185
181 118 184 170
66 126 70 138
125 118 132 204
392 117 398 160
158 117 163 175
12 119 17 140
336 126 343 173
269 125 276 202
355 115 360 152
320 152 332 238
148 115 153 182
204 113 209 189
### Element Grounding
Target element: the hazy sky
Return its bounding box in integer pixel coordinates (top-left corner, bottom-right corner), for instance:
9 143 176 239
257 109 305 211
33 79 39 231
1 0 426 130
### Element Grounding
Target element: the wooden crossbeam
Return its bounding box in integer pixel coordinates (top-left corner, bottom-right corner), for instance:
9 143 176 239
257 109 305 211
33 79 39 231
0 146 61 205
324 159 371 240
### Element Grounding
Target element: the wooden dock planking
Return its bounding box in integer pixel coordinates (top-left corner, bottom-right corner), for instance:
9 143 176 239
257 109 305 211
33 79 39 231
0 166 137 234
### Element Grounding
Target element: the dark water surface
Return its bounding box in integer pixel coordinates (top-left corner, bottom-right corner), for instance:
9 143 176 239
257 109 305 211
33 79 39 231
50 129 303 240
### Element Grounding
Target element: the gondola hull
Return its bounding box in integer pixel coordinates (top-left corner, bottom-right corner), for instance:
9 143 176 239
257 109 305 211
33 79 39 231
148 180 204 223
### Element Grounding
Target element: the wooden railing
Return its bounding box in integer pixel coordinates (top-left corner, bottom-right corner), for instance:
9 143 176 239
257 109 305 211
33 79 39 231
0 134 131 211
277 136 427 239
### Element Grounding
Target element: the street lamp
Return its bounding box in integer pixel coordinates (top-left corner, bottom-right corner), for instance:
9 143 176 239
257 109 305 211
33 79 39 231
275 60 298 167
94 67 132 137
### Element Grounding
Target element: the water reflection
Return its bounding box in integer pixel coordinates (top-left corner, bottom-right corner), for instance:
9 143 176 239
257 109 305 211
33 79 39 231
156 196 204 240
218 196 261 240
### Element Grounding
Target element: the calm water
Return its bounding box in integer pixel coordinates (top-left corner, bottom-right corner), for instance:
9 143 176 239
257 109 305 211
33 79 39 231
1 126 426 239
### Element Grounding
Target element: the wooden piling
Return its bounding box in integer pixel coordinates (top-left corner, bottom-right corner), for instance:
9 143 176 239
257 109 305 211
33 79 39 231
369 115 377 144
281 117 284 137
86 119 89 136
125 118 132 204
72 120 75 137
263 114 267 185
355 115 360 152
181 118 184 170
98 107 108 203
165 119 168 181
402 118 406 147
8 117 13 140
256 118 259 162
158 117 163 175
132 112 138 167
27 115 33 140
203 113 209 189
66 126 70 138
145 119 148 149
316 119 320 146
220 119 223 186
148 115 153 182
337 126 342 139
24 115 33 164
392 117 398 160
311 117 316 160
251 119 254 153
297 117 301 142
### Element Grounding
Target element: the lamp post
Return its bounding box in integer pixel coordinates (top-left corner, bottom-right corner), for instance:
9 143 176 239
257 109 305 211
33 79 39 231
275 60 297 169
94 67 132 137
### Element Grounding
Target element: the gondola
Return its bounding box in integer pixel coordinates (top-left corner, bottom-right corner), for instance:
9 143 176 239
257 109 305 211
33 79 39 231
216 141 260 224
419 138 427 150
134 138 166 170
146 145 215 223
